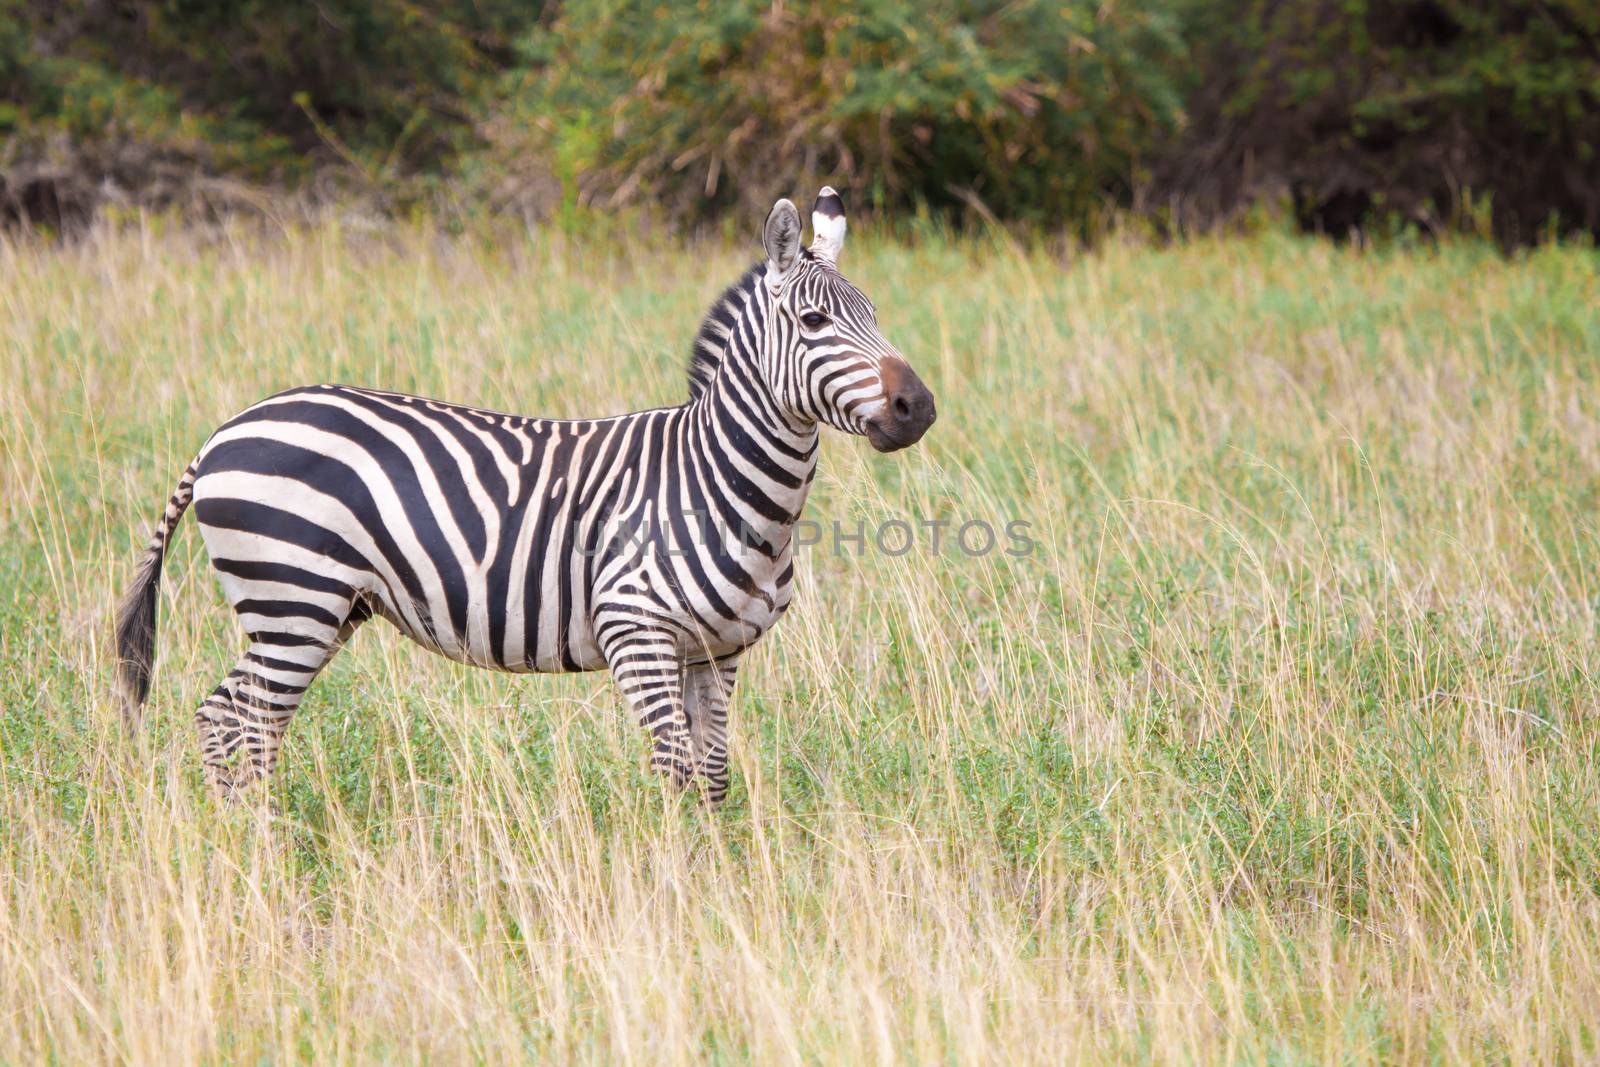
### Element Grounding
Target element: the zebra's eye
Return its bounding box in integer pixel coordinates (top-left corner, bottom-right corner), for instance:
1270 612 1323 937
800 311 830 331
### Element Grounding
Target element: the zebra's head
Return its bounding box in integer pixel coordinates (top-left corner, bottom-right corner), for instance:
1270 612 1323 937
757 189 937 453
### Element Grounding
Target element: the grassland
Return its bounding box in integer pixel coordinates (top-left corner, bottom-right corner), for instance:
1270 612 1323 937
1 218 1597 1063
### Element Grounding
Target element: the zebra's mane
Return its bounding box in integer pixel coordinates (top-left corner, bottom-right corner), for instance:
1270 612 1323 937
687 261 766 399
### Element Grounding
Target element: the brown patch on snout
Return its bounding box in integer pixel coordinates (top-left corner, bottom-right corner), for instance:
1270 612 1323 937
865 356 937 452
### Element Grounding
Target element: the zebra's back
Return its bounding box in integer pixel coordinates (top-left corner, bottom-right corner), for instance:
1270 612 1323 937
190 384 669 674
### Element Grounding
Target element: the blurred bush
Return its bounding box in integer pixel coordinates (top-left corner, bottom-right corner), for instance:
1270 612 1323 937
482 0 1187 230
0 0 529 228
1158 0 1600 247
1 0 1595 244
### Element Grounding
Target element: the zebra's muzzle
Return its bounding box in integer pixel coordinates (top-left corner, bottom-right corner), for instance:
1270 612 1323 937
865 356 936 452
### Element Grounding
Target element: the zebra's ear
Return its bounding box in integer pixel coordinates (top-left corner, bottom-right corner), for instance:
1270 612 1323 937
810 186 846 266
764 198 802 286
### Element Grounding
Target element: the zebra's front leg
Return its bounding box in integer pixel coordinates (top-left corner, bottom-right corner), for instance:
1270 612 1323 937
603 629 693 790
684 660 739 805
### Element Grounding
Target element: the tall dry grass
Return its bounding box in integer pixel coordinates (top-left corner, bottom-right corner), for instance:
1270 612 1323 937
1 217 1597 1063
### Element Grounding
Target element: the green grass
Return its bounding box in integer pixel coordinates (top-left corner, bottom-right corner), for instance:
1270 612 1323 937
1 217 1598 1063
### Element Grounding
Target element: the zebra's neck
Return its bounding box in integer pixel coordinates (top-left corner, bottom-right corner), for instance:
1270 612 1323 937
687 261 765 400
682 266 820 549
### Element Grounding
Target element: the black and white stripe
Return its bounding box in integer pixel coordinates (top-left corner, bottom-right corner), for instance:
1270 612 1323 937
114 188 936 804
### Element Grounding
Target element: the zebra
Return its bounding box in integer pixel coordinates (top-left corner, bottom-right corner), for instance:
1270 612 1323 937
113 188 936 804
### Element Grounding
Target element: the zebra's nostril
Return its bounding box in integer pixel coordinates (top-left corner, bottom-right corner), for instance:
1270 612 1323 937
892 394 913 421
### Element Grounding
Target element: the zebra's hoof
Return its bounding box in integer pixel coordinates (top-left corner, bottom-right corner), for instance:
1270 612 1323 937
649 756 692 791
212 775 278 815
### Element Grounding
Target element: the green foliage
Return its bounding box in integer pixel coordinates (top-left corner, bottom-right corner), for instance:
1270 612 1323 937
496 0 1188 226
0 0 528 226
115 0 525 173
1 0 1596 242
1160 0 1600 244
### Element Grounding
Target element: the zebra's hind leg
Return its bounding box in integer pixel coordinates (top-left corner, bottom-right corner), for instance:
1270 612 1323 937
196 617 362 800
602 628 693 790
684 660 739 805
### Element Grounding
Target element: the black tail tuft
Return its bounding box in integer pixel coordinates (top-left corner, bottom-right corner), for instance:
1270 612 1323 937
114 458 198 730
114 548 164 727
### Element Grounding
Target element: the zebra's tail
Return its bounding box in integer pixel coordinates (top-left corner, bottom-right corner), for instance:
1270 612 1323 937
114 457 200 730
